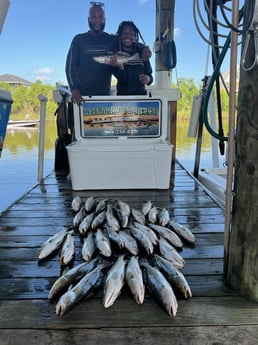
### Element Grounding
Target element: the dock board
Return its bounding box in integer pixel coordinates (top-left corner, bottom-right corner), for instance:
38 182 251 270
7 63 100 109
0 161 257 345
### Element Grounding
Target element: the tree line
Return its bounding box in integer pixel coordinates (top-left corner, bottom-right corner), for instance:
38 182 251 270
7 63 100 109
0 79 229 120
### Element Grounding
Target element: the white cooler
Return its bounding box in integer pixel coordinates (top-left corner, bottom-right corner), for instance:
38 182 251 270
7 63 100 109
66 96 173 190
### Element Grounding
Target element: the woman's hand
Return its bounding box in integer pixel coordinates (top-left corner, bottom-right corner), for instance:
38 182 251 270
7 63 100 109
139 74 150 85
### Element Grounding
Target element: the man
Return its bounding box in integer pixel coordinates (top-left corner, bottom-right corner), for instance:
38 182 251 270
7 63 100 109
65 2 151 104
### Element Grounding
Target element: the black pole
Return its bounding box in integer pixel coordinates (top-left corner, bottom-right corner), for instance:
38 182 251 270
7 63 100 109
205 0 225 155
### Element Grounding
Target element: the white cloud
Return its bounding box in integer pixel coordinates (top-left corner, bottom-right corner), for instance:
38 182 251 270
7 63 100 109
36 75 51 81
139 0 149 4
174 27 182 37
33 67 54 75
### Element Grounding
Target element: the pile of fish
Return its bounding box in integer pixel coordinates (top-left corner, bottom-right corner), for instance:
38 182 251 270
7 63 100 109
38 196 196 317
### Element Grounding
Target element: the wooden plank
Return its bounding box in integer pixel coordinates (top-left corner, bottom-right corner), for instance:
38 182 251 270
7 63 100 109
0 258 224 279
0 242 223 261
0 326 257 345
0 274 230 299
0 221 225 234
2 206 224 218
0 297 257 328
0 232 224 247
0 214 225 227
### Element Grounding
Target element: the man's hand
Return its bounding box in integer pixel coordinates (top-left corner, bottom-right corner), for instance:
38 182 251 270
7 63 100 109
141 46 152 61
109 55 124 70
71 89 82 105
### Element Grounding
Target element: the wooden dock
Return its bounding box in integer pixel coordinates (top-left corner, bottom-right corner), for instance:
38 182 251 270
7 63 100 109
0 161 257 345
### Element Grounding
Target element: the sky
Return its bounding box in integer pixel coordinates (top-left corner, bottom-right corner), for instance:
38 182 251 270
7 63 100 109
0 0 242 86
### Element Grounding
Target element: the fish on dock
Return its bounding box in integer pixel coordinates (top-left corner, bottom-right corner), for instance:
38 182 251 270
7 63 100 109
38 226 71 261
59 231 75 266
81 231 96 262
103 254 127 308
95 228 112 257
158 237 185 269
48 258 100 300
148 223 183 249
85 196 97 212
71 196 82 212
128 225 154 255
125 256 145 304
56 262 109 316
153 254 192 299
168 220 196 244
140 259 178 317
158 208 170 226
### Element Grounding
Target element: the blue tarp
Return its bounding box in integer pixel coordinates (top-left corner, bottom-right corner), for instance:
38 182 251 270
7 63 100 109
0 88 13 157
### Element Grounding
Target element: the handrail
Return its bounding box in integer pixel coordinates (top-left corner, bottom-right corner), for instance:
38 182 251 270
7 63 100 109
37 94 48 182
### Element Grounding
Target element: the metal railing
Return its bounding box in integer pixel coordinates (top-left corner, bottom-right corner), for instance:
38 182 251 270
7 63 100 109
37 94 48 182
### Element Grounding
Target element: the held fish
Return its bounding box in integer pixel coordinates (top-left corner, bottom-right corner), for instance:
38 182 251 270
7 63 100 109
93 52 140 65
38 226 70 260
153 254 192 299
125 256 145 304
103 254 126 308
48 257 100 300
140 259 178 318
56 262 109 316
168 220 196 244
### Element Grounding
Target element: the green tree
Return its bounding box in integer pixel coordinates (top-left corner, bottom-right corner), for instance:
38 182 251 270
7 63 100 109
0 81 57 120
173 78 201 117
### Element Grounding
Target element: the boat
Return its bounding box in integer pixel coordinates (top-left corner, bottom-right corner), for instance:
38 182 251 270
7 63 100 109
198 167 227 207
7 119 39 128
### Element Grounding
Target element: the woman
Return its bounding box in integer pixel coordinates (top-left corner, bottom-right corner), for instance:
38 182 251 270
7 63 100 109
111 21 153 95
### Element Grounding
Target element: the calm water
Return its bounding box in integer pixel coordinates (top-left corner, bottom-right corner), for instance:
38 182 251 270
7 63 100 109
0 120 226 213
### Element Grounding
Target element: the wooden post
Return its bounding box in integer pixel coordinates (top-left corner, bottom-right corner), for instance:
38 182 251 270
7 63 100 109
155 0 177 158
155 0 175 88
227 4 258 301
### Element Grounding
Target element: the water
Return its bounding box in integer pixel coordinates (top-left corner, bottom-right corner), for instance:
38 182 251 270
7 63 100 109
0 124 56 213
0 120 226 213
